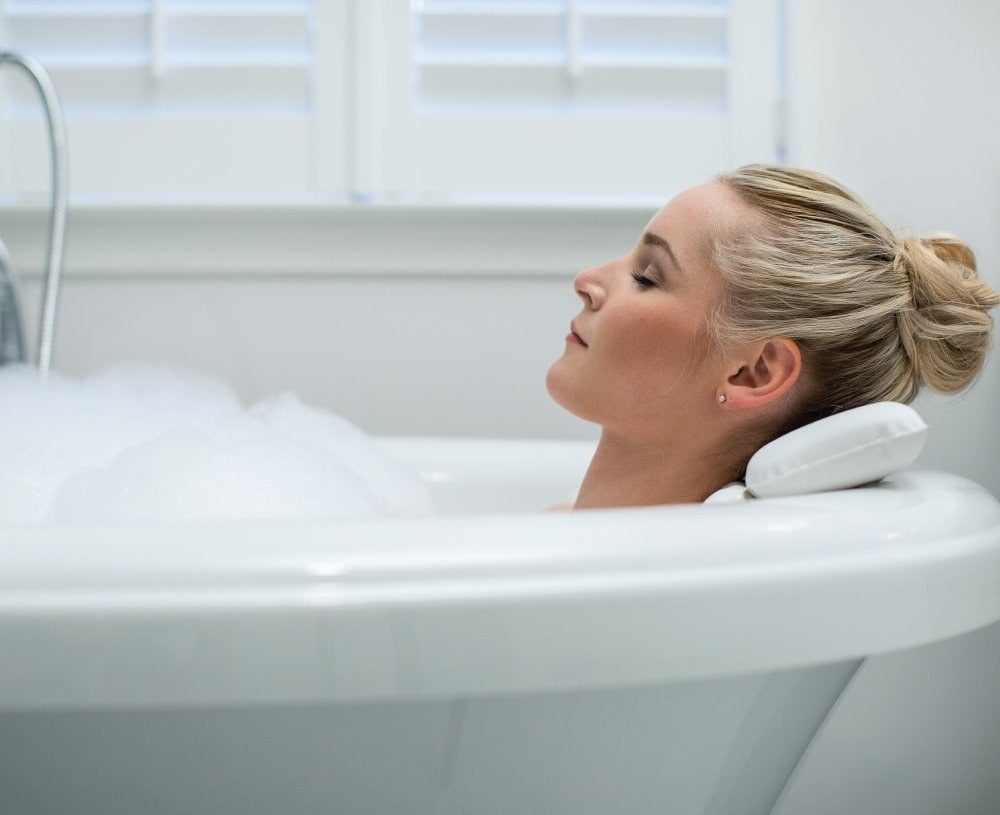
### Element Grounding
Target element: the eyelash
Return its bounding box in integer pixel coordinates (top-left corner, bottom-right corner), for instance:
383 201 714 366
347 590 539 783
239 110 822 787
630 270 659 290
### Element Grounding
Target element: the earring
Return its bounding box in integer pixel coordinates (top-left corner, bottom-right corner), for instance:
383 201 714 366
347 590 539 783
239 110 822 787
718 394 727 404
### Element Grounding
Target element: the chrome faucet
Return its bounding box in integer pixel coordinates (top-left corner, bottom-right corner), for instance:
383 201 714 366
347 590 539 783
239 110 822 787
0 49 68 374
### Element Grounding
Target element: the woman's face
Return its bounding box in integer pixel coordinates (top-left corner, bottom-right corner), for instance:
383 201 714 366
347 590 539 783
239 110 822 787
547 181 742 437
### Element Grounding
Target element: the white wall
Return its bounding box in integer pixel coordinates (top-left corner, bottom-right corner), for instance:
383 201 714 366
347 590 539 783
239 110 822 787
7 205 644 444
786 0 1000 494
3 0 999 494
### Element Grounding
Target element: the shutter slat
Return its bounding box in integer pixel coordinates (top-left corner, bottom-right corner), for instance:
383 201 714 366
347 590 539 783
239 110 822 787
5 1 310 16
421 2 727 19
4 1 145 16
583 1 727 18
420 2 564 16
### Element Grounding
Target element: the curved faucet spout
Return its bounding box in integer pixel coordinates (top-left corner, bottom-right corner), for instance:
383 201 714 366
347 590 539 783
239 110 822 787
0 49 68 374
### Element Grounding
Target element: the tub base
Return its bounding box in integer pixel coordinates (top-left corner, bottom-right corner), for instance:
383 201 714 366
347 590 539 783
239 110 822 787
1 661 857 815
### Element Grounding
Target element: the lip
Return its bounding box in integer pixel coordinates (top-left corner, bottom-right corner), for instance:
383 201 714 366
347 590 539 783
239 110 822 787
567 322 588 348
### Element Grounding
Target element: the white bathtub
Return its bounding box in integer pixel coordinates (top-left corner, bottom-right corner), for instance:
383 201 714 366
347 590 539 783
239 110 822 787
1 437 999 815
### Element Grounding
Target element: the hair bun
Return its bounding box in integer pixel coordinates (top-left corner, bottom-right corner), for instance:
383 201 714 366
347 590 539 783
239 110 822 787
894 233 999 395
716 165 998 424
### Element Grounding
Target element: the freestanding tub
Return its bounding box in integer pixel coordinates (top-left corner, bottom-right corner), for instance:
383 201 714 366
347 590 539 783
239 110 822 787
1 437 999 815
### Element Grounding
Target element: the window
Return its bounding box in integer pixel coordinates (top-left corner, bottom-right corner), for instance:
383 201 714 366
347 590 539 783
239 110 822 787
0 0 780 204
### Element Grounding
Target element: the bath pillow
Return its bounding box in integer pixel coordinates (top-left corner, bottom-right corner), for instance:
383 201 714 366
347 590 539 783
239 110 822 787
744 402 927 498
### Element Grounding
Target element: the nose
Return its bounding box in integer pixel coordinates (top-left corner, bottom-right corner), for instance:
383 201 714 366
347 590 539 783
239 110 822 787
574 264 608 310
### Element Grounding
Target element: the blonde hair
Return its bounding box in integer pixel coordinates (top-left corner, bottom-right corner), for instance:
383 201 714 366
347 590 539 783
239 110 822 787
713 164 999 430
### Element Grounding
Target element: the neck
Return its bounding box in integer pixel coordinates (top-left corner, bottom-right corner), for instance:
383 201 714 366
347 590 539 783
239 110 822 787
574 429 734 509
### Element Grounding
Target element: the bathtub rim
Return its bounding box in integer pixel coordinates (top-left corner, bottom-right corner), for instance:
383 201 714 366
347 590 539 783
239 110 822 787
0 465 998 709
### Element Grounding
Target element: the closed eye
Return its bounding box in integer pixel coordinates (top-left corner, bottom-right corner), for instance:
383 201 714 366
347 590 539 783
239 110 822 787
631 270 659 289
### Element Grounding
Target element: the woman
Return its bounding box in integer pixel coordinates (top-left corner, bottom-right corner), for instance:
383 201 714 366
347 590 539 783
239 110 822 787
547 164 999 508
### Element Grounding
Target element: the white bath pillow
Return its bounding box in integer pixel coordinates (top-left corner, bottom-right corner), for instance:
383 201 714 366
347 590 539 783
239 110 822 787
744 402 927 499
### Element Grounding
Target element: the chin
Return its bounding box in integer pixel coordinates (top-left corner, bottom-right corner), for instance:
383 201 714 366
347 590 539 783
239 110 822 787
544 361 565 405
545 362 599 424
545 360 575 411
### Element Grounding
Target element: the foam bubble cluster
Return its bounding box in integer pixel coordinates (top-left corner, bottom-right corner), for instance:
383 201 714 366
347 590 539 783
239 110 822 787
0 365 431 523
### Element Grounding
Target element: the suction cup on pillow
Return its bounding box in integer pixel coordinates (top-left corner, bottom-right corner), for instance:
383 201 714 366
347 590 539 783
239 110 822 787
744 402 928 499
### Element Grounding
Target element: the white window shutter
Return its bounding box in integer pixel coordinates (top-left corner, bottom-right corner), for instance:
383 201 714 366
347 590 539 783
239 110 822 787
386 0 780 201
1 0 779 204
0 0 343 199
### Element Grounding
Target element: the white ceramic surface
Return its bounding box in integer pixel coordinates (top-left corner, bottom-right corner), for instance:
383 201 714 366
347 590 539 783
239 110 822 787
1 437 998 815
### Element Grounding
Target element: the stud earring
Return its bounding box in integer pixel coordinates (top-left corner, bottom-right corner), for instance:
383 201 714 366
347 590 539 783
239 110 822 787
718 394 727 404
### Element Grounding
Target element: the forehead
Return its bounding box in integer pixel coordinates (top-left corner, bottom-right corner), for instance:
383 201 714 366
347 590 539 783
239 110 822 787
644 181 745 258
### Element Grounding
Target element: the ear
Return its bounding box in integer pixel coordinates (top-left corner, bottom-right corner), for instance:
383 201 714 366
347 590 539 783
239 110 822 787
721 338 801 410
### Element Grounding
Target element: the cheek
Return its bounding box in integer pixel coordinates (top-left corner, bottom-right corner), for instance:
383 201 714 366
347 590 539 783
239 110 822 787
606 309 712 395
604 309 684 370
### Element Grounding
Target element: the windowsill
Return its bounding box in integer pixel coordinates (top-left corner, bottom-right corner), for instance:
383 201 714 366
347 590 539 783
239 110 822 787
0 198 658 278
1 190 668 210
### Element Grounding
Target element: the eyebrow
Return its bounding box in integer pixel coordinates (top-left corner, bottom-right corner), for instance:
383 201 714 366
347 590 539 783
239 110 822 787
641 231 682 272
